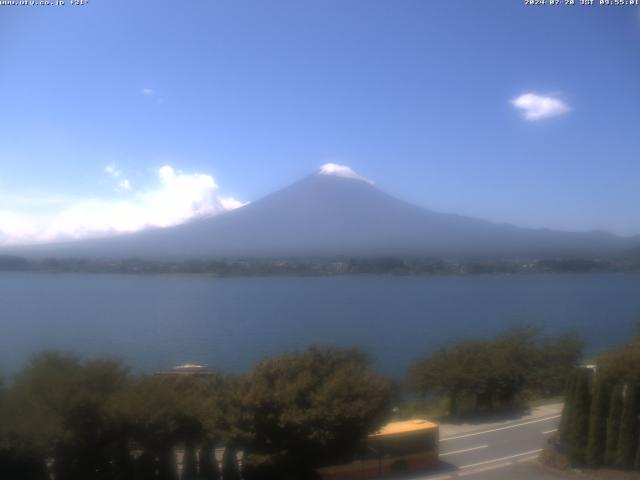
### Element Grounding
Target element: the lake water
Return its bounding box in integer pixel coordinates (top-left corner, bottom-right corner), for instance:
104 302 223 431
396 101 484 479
1 273 639 377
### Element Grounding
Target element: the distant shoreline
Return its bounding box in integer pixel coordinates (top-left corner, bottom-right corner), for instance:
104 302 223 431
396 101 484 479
1 255 639 277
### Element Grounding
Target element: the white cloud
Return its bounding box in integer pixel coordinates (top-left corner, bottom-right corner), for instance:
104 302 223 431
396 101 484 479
511 93 570 121
105 164 121 177
318 163 373 185
105 164 132 192
0 165 245 246
0 211 39 241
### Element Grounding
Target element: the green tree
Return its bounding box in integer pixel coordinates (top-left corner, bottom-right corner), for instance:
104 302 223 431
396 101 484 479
110 376 208 480
598 338 640 386
605 384 624 466
409 339 509 415
586 374 609 466
241 346 392 479
559 370 577 444
409 327 582 416
567 368 591 465
617 383 640 469
634 431 640 470
534 333 584 397
1 371 48 480
2 352 130 480
488 327 540 408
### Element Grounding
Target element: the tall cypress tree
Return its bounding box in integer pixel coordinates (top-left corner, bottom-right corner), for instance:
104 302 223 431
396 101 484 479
560 369 578 444
182 443 198 480
568 368 592 465
606 384 624 466
634 433 640 470
586 375 609 466
617 383 640 469
199 442 220 480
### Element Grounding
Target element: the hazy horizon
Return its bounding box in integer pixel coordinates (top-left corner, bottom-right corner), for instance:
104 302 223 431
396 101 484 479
2 164 639 250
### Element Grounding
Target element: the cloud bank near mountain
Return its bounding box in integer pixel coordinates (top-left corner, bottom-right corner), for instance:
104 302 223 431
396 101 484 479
0 165 245 246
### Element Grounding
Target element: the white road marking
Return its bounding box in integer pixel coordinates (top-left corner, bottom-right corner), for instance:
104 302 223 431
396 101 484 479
458 449 542 469
516 455 540 463
440 415 561 442
457 461 512 476
413 451 542 479
440 445 489 457
542 428 557 434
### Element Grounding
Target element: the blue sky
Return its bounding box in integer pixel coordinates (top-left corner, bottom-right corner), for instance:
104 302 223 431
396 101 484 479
1 1 639 244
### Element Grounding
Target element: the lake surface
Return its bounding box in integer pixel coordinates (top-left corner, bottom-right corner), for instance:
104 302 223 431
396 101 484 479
1 273 639 377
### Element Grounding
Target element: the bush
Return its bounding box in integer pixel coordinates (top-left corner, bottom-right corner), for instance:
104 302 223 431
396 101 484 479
409 327 583 416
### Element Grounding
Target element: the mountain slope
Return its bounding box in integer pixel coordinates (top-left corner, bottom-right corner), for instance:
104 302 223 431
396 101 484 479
6 170 637 259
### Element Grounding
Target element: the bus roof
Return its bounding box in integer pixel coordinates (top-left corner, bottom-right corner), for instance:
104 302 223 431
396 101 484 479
369 418 438 438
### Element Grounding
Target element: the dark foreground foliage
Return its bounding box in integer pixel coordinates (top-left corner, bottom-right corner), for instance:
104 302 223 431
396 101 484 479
0 347 392 480
0 328 580 480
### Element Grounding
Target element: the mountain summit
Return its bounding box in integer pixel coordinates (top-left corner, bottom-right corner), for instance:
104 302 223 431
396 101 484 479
6 165 636 259
317 163 374 185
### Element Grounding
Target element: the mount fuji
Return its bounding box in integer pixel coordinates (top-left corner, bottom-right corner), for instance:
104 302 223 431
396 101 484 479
4 165 637 259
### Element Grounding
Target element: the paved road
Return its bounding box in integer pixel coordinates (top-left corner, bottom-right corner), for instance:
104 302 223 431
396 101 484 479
409 411 562 480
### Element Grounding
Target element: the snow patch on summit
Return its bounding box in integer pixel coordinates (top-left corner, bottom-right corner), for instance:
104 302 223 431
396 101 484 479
318 163 374 185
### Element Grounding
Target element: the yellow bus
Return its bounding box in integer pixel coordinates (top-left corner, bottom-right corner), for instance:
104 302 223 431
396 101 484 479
317 419 439 480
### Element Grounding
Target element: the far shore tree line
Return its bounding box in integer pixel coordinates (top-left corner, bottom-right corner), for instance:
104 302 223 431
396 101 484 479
554 329 640 471
0 327 583 480
1 254 638 276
